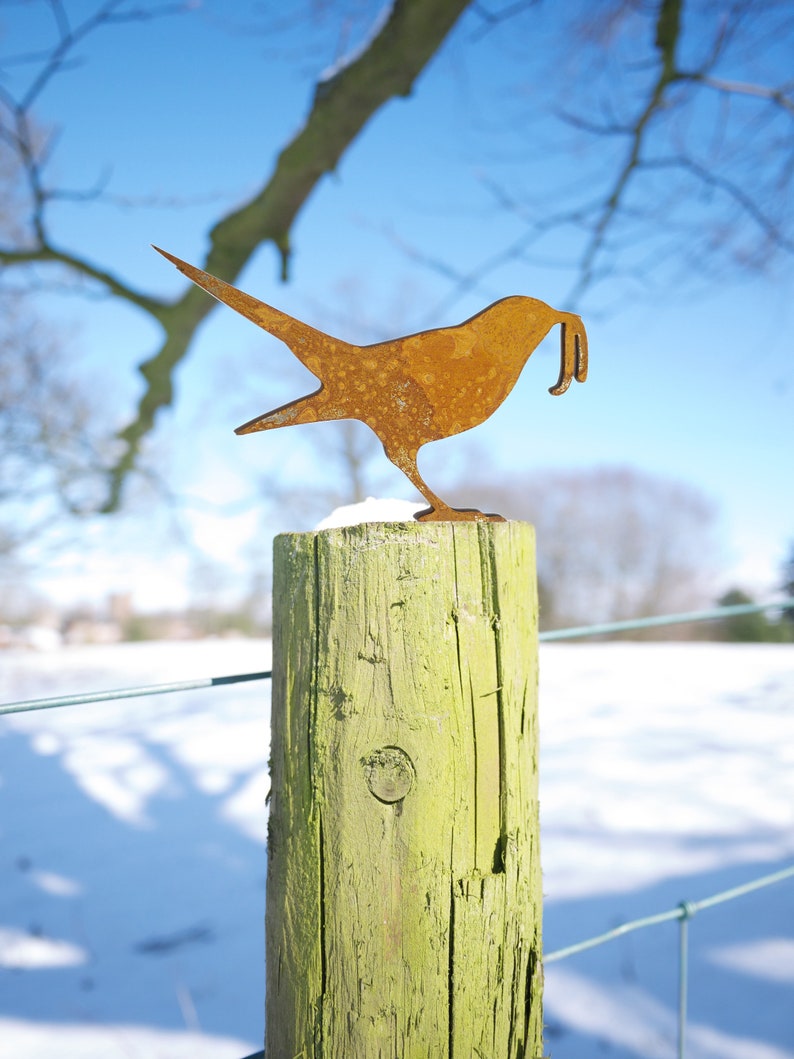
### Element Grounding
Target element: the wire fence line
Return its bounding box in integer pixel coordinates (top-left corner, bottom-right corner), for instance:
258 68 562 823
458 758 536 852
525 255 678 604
544 861 794 963
544 863 794 1059
0 670 271 717
537 597 794 641
235 865 794 1059
1 599 791 717
2 598 792 1058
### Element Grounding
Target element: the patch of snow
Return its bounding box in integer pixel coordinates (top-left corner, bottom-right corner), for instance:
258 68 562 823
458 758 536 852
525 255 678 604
61 734 171 827
221 767 270 844
29 870 82 898
0 928 87 969
1 639 792 1056
685 1026 794 1059
709 937 794 984
539 643 794 898
546 966 794 1058
31 731 61 755
314 496 425 529
545 967 676 1056
0 1018 256 1059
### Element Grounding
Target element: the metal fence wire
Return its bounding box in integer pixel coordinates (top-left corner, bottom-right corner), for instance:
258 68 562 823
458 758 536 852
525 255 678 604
544 863 794 1059
2 598 792 1059
3 600 791 718
235 864 794 1059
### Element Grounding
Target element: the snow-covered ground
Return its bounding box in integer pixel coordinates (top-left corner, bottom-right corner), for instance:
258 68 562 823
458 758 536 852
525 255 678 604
1 639 792 1058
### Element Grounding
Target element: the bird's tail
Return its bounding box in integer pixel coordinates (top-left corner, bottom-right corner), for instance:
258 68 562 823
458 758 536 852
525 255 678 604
152 246 329 354
549 314 588 396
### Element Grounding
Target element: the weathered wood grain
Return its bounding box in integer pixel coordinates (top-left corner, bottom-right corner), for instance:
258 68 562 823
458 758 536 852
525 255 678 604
266 521 542 1058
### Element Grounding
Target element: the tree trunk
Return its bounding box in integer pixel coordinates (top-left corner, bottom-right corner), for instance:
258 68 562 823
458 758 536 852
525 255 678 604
266 520 543 1058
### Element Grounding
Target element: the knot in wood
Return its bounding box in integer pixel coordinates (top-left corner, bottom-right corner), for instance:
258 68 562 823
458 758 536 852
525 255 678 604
363 747 415 804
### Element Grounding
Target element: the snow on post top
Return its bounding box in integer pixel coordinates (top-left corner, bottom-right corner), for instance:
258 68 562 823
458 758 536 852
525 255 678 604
314 498 426 530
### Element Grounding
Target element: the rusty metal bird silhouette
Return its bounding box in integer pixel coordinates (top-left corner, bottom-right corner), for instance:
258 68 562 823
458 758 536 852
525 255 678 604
154 247 588 522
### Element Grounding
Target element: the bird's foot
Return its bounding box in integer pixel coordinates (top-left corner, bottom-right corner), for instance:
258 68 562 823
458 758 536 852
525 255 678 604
415 505 506 523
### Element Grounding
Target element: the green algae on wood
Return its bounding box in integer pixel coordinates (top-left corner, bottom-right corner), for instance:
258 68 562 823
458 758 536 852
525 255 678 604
266 520 542 1058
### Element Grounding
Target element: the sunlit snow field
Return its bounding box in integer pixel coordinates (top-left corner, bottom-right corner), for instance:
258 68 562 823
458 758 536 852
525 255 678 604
1 640 793 1058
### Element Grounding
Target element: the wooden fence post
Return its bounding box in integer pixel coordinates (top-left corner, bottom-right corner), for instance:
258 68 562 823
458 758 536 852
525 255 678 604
266 520 542 1058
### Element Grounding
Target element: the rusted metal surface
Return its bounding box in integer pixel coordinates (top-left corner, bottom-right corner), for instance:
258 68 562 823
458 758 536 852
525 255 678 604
155 247 588 521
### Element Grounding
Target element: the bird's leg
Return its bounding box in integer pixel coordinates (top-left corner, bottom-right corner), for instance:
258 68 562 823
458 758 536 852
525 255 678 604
386 445 505 523
235 388 329 434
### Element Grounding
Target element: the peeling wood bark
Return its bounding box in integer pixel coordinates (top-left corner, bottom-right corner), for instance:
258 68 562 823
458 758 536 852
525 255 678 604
267 521 542 1057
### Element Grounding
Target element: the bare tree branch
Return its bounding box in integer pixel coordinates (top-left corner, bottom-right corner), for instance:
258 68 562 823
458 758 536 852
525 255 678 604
0 0 471 512
102 0 471 511
12 0 190 110
688 74 794 116
566 0 686 302
0 2 189 295
401 0 793 312
469 1 539 40
3 0 791 523
565 0 793 299
0 242 168 314
644 154 794 255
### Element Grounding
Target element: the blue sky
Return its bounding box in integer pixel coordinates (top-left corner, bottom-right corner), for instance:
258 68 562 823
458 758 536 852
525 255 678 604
3 1 792 610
